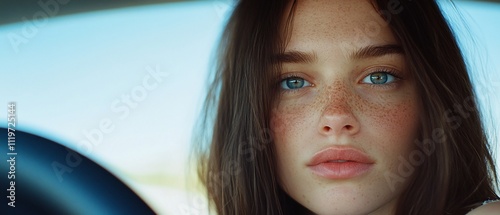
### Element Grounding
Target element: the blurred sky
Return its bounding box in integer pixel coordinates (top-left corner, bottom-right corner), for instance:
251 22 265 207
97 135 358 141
0 1 498 214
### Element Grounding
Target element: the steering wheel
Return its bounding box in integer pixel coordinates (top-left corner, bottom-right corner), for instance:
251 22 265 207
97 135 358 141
0 127 155 215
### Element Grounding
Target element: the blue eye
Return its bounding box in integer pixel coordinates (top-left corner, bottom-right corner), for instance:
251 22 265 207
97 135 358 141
280 77 312 90
361 72 397 85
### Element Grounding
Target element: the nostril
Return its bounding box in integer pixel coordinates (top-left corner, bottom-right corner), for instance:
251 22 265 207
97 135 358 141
345 125 353 130
323 126 332 132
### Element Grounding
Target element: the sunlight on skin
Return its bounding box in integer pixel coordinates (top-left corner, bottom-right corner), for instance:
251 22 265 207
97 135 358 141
0 1 497 214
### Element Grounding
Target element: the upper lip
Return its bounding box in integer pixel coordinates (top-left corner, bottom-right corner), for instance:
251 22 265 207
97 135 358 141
307 147 375 166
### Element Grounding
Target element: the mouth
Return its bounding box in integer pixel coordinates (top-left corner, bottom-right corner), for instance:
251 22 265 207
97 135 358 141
327 160 349 163
307 147 375 180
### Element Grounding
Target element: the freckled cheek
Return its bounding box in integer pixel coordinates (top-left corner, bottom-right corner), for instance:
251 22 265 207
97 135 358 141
376 104 417 131
271 104 316 144
363 100 421 157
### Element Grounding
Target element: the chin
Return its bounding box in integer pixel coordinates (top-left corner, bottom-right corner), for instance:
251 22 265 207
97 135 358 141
295 189 396 215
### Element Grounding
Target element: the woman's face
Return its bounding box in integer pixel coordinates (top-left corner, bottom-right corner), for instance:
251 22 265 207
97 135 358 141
271 0 421 214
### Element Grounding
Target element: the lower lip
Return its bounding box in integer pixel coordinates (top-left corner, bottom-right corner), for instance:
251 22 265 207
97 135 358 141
309 162 373 179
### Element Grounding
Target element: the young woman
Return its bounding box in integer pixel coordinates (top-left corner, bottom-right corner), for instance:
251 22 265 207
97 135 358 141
194 0 500 214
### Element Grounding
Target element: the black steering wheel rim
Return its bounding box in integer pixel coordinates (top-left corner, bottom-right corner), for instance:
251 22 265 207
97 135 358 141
0 127 155 215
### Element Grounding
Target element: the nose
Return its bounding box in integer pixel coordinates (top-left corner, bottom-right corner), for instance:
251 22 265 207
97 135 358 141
318 91 360 137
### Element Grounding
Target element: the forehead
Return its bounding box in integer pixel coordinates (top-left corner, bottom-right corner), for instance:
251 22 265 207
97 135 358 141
286 0 397 54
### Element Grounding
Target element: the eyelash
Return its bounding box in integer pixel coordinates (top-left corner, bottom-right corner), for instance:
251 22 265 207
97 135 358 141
278 69 403 92
362 69 402 89
278 73 312 93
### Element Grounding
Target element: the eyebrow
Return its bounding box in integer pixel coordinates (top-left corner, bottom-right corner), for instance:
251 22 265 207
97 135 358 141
349 44 404 60
273 50 318 64
274 44 403 64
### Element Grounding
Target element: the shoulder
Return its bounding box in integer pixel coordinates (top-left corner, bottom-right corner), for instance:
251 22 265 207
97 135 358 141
467 200 500 215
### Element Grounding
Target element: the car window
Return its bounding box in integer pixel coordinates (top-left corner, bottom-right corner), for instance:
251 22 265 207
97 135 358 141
0 1 497 214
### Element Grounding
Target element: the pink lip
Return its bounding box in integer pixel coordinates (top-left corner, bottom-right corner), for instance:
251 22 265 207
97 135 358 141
307 147 375 179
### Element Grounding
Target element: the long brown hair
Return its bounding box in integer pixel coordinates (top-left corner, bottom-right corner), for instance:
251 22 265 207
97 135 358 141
194 0 498 214
377 0 499 214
